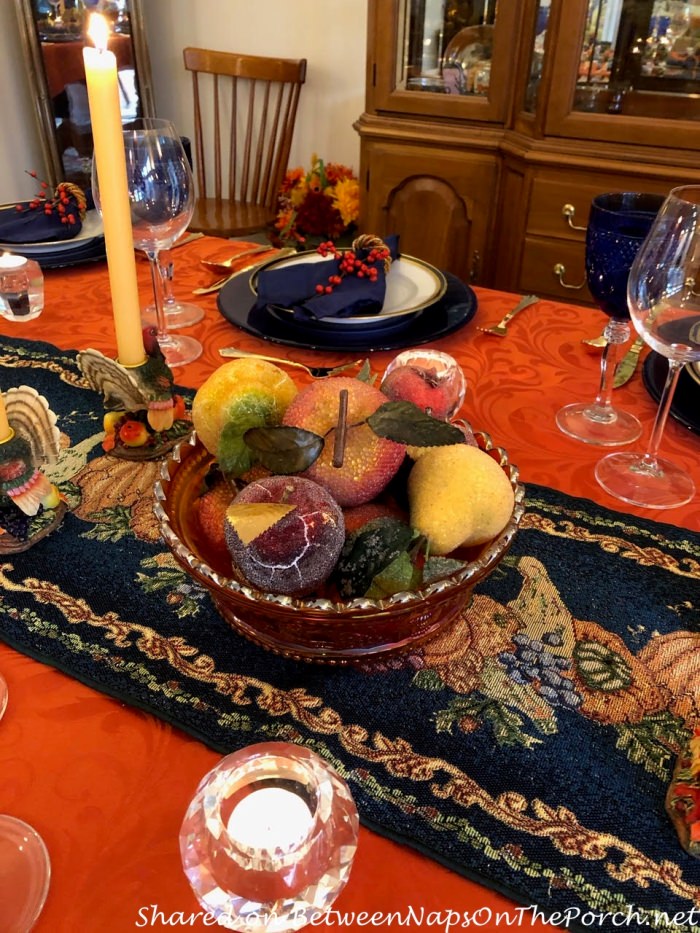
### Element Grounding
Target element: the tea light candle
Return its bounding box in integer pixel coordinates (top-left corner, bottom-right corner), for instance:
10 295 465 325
227 785 312 851
0 391 11 443
83 14 145 367
180 742 359 930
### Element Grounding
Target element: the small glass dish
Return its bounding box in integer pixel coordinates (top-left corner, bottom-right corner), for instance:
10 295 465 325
154 432 524 664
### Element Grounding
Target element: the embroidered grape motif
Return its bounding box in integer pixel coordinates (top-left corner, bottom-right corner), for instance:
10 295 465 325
499 631 582 710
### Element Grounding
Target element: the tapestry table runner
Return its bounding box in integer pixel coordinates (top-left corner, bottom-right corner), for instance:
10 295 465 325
0 336 698 933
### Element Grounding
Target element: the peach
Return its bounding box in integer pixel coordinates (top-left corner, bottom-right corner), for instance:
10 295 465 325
282 376 405 507
381 350 466 420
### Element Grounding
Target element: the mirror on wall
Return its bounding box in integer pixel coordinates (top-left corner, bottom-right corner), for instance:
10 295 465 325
14 0 155 190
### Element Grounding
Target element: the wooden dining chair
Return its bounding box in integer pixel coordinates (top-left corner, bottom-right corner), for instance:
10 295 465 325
182 47 307 238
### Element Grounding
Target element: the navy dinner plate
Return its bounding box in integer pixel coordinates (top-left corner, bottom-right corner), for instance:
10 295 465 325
642 351 700 435
216 269 477 353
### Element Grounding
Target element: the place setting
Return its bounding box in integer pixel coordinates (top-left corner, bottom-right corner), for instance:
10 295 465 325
0 177 106 271
214 236 478 352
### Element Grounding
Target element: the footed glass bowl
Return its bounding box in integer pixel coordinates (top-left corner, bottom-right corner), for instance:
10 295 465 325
154 433 525 664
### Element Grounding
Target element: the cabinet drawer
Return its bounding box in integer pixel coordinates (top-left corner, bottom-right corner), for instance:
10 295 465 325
527 174 672 242
519 236 593 304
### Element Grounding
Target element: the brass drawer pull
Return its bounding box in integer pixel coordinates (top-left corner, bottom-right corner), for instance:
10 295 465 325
553 262 586 290
562 204 587 232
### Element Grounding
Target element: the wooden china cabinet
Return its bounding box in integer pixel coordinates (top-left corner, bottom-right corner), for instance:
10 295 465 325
355 0 700 304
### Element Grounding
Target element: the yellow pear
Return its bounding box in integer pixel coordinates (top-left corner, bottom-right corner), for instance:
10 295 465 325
407 444 515 554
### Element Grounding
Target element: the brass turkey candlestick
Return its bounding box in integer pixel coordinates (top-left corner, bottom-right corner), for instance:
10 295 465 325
78 327 191 461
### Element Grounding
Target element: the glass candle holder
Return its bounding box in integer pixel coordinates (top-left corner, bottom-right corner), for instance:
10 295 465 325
0 253 44 322
381 349 467 420
179 742 359 932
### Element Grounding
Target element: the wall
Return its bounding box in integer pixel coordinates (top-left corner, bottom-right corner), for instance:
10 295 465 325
0 0 368 204
0 2 46 202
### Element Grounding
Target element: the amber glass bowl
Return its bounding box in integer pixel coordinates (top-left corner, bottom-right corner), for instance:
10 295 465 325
154 433 525 665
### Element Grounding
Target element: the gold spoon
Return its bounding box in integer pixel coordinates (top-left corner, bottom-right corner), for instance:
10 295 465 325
582 333 608 348
219 347 365 378
200 245 277 275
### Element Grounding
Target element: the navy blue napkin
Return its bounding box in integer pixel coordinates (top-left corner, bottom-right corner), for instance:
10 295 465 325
254 236 399 321
0 186 85 244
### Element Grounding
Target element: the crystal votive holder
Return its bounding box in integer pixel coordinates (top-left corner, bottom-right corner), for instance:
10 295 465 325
381 348 467 420
179 742 359 932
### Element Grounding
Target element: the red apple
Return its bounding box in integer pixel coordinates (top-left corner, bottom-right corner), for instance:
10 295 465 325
224 475 345 596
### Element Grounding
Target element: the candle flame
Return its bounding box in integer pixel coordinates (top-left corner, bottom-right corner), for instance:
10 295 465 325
87 13 110 51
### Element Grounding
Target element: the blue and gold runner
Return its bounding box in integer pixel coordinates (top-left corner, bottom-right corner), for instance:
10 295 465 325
0 336 699 933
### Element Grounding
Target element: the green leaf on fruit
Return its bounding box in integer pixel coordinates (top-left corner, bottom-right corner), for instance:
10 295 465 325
243 425 324 473
367 401 464 446
365 551 421 599
334 516 414 599
423 556 467 585
217 423 255 478
355 359 375 384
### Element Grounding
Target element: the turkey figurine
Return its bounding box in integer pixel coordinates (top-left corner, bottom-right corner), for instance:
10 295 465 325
0 386 61 540
78 326 176 432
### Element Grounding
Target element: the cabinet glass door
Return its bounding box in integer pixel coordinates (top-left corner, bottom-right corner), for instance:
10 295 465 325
542 0 700 146
371 0 518 121
401 0 497 96
577 1 700 109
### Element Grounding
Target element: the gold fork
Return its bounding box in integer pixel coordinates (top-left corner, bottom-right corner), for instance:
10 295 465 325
219 347 365 378
477 295 539 336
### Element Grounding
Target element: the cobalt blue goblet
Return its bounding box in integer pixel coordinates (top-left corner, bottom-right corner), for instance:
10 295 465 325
556 191 664 446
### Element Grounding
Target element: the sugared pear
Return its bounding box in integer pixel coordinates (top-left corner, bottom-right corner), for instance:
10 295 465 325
407 444 514 555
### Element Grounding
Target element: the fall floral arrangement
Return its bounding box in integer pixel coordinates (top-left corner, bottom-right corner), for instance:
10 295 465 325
273 156 360 248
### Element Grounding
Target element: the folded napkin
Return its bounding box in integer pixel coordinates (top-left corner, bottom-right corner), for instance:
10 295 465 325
0 183 87 244
254 235 399 321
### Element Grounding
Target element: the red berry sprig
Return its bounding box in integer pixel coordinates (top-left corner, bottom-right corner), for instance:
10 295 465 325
15 172 87 225
313 237 391 296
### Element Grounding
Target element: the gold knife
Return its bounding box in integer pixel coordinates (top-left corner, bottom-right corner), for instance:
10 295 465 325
613 335 645 388
192 247 296 296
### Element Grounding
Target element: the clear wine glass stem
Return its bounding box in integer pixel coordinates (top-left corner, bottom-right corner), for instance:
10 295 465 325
636 358 684 475
145 248 167 338
159 251 175 305
592 318 628 415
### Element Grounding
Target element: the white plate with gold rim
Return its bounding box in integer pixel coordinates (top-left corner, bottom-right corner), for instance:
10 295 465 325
252 251 447 327
0 210 103 255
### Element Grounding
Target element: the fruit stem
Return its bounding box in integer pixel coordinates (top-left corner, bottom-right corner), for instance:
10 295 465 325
332 389 349 468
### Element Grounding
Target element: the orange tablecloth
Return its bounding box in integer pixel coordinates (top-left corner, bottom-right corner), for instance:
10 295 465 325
0 237 698 932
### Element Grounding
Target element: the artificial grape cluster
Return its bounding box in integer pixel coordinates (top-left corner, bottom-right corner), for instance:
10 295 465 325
499 631 582 710
0 504 33 541
314 239 391 296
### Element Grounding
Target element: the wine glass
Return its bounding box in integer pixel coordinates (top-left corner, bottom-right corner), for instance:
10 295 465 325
556 192 665 446
595 184 700 509
92 118 202 367
142 250 204 329
123 119 202 366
